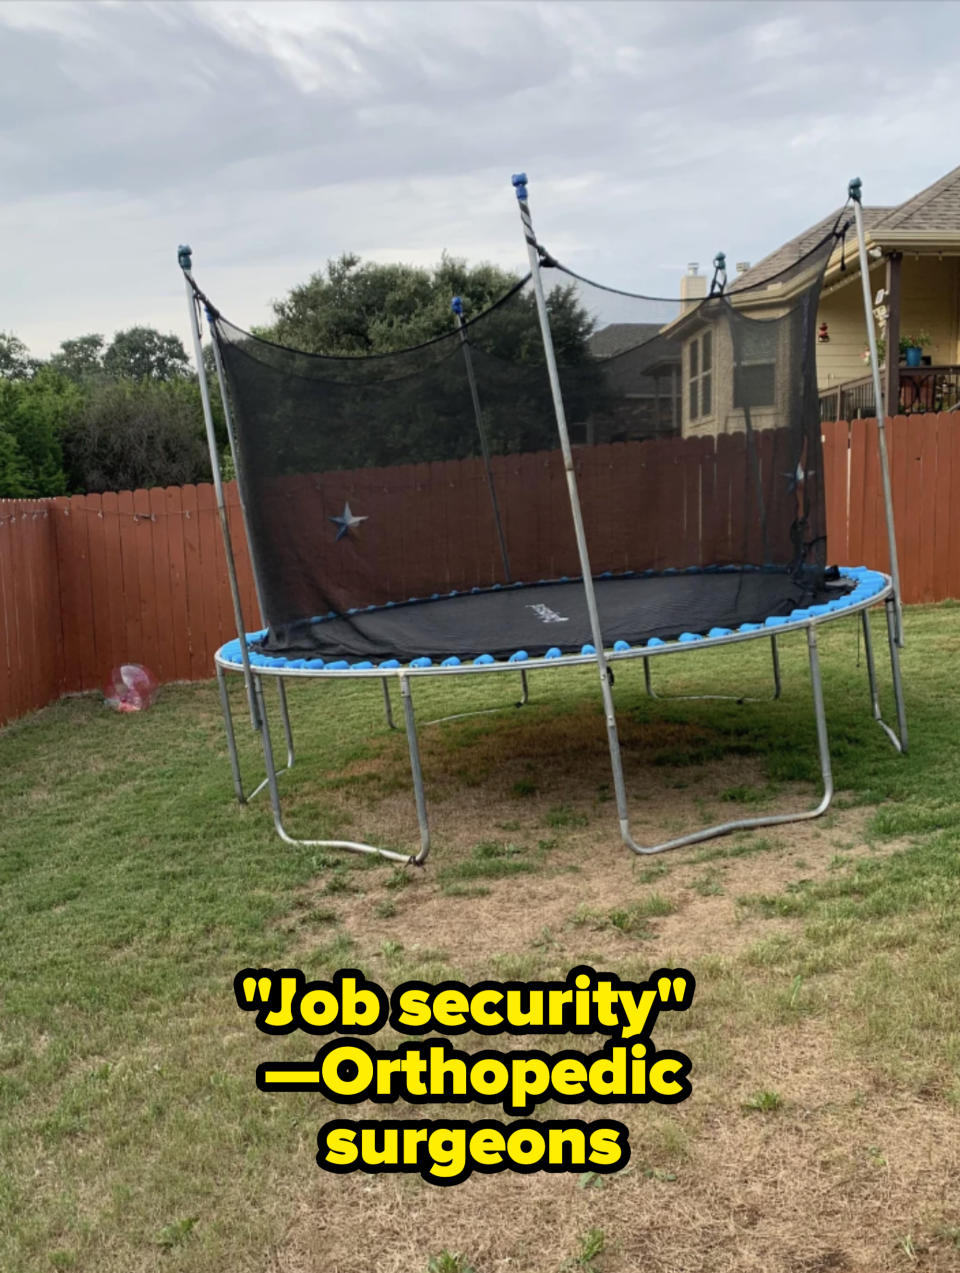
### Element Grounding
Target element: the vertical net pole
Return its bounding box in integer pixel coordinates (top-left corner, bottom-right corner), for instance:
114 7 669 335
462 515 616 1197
206 310 269 626
178 245 260 727
849 180 903 645
510 173 633 841
452 297 512 582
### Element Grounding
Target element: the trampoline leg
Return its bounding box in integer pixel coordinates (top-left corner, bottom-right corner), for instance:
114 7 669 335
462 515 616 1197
617 625 834 855
885 599 909 752
518 669 530 706
217 663 245 804
217 668 294 804
254 674 418 865
770 636 782 700
641 636 781 703
382 678 398 731
276 677 295 768
861 605 907 753
400 675 431 865
421 669 533 727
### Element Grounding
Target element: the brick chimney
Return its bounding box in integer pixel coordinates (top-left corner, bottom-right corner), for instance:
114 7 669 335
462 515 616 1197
680 263 706 311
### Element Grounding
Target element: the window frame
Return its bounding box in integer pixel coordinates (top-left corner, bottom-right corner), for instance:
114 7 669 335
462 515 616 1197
688 330 713 422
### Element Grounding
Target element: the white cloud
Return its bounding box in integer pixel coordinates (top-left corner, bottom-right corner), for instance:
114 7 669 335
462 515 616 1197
0 0 958 356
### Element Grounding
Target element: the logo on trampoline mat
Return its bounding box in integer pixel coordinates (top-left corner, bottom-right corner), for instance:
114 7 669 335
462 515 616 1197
527 603 569 624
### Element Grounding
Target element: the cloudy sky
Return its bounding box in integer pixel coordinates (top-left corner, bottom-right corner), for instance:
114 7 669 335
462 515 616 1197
2 0 959 359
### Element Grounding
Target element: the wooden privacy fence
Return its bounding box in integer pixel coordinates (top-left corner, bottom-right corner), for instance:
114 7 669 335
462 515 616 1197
0 488 258 727
1 413 959 727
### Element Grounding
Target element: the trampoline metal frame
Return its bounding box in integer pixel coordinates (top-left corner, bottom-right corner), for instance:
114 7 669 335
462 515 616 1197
214 585 906 867
184 171 909 868
642 634 782 704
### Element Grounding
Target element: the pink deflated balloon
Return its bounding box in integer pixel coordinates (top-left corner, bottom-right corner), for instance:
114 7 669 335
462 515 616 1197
104 664 158 713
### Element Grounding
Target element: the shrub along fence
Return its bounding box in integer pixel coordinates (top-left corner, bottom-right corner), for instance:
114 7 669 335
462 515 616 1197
1 413 958 727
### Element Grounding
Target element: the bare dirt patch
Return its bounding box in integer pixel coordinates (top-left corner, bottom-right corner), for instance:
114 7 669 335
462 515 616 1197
297 794 903 976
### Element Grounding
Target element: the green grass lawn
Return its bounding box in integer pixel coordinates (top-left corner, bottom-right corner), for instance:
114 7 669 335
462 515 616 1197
1 603 959 1272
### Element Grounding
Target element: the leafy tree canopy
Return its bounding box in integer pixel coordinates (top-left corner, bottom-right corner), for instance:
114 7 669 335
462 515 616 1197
262 253 594 363
60 378 211 494
0 331 36 380
101 326 190 382
49 334 106 381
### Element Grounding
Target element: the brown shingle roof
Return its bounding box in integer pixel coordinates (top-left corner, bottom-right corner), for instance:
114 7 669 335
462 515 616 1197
872 163 960 232
587 322 663 358
729 207 890 291
728 165 960 294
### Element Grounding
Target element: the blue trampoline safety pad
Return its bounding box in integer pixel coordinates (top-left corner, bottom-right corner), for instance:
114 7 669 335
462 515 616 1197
216 567 888 675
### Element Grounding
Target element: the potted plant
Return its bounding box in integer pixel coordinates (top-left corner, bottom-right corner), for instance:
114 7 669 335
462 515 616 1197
900 331 931 368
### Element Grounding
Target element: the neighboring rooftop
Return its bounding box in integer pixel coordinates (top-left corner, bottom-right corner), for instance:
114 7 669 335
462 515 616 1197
729 163 960 292
729 207 890 291
587 322 663 358
873 163 960 232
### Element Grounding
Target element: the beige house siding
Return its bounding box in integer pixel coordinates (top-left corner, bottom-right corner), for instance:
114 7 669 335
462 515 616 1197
816 262 884 389
897 256 960 363
816 257 960 390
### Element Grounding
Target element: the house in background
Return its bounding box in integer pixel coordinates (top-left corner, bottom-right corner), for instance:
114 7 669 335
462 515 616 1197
578 319 682 442
732 163 960 424
578 164 960 444
577 267 705 442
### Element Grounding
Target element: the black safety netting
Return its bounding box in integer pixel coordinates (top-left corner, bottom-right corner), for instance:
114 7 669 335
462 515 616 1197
209 223 847 663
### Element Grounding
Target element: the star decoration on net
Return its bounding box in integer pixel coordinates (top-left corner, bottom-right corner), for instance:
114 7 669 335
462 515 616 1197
329 501 368 542
783 461 815 493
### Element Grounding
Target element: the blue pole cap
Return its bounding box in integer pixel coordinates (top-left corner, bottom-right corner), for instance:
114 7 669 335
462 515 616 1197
511 172 528 200
848 177 862 202
451 296 464 316
177 244 192 271
713 251 726 269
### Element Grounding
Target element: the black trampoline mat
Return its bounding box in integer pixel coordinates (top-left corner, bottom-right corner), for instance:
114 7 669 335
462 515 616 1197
258 571 846 663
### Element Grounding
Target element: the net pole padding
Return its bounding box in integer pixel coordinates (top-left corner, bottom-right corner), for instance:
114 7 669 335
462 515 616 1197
849 181 903 646
178 245 260 728
205 308 269 628
510 172 634 844
451 296 512 583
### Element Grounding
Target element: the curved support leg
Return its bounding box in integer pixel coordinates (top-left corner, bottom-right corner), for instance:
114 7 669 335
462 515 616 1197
255 674 419 865
422 670 533 727
619 626 833 855
642 636 782 704
861 604 908 753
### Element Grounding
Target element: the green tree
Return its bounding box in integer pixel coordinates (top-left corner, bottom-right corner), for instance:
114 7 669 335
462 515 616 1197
0 368 75 496
0 427 34 496
0 331 35 380
102 327 190 381
264 252 593 362
237 252 601 469
50 334 105 381
60 378 210 493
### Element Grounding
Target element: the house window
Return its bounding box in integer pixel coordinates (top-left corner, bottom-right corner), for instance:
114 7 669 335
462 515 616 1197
734 323 777 409
688 331 712 421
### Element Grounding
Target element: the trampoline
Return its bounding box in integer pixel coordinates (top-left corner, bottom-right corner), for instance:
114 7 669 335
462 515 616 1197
182 173 908 865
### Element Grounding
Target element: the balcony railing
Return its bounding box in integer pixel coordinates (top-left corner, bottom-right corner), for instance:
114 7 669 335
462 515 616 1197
820 365 960 423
